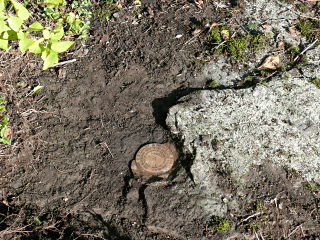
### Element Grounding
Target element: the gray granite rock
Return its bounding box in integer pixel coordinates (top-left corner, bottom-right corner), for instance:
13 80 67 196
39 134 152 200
167 77 320 214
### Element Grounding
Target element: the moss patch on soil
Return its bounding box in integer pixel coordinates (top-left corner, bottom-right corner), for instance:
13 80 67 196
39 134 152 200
210 25 266 61
296 18 320 40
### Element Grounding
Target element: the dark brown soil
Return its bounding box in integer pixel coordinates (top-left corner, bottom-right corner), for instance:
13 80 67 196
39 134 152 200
0 1 319 239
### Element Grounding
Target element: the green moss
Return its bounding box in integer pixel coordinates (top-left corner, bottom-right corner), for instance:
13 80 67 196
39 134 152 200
287 44 300 55
208 216 231 232
210 26 266 61
309 78 320 88
209 80 219 88
296 3 308 12
305 183 320 192
256 201 264 211
94 0 118 21
296 19 320 40
211 27 223 44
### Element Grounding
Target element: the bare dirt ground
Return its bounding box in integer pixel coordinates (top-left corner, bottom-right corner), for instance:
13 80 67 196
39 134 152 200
0 1 320 239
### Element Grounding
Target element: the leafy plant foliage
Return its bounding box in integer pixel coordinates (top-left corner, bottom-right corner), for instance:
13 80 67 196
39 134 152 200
0 97 10 144
0 0 92 69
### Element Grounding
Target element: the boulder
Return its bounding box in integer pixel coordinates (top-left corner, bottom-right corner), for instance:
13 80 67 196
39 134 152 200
167 78 320 214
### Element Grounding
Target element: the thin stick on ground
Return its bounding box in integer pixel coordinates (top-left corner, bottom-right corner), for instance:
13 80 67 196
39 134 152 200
52 59 77 67
288 224 303 238
294 38 319 62
103 142 114 158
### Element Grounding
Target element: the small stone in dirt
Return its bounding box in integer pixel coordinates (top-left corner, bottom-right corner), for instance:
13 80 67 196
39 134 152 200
131 143 178 178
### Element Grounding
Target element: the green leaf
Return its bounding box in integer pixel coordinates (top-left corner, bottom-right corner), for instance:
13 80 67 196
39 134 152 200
7 16 23 31
3 30 18 40
29 38 44 54
51 41 73 53
65 12 76 24
0 20 9 33
32 85 44 93
19 37 35 52
45 0 64 7
0 38 8 50
0 12 6 20
1 115 8 127
17 31 26 39
34 217 42 225
0 0 5 12
0 127 6 137
0 137 11 144
49 25 64 41
10 0 30 21
0 105 5 112
42 28 51 39
42 50 58 70
29 21 43 31
0 97 4 104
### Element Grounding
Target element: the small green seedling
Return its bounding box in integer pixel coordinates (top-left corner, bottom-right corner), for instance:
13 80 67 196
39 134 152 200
33 217 42 225
32 85 44 93
256 201 264 211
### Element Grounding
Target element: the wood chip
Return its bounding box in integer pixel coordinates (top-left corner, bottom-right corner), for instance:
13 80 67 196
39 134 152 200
195 0 203 9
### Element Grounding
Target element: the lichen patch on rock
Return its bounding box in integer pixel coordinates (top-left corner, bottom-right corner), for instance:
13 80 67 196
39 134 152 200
167 77 320 215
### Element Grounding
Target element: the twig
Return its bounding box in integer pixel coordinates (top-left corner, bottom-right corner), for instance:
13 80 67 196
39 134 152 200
240 212 262 223
288 224 303 237
103 142 114 158
214 32 237 50
259 231 265 240
234 19 249 34
52 59 77 67
21 109 55 117
183 30 204 46
293 38 319 62
254 230 260 240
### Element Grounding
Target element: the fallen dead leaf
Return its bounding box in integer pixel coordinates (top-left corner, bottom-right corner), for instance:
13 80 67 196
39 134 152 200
195 0 203 9
116 1 122 8
262 24 271 29
258 55 281 70
147 7 154 17
3 127 12 139
277 41 284 49
192 29 201 35
288 27 301 35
